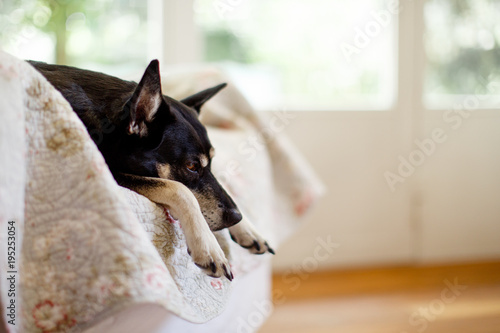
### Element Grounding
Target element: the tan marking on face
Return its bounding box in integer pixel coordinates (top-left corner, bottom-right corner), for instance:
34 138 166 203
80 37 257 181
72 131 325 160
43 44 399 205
209 148 215 159
200 155 209 168
157 163 171 179
193 189 224 231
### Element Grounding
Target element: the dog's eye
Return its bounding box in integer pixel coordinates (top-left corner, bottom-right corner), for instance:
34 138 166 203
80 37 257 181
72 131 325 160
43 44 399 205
186 161 199 173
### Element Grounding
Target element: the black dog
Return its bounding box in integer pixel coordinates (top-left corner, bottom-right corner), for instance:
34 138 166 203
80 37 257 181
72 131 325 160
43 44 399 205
29 60 273 280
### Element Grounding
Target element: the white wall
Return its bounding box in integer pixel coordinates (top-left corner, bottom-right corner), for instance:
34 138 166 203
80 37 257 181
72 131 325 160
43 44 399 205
158 0 500 272
271 109 500 272
272 111 413 271
271 3 500 272
418 111 500 263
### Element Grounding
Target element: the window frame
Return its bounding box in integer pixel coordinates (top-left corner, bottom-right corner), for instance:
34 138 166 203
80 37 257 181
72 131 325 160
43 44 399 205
160 0 401 113
158 0 499 114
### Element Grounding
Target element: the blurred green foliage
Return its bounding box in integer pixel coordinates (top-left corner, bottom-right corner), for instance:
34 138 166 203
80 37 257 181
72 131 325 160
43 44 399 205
195 0 393 108
425 0 500 95
2 0 498 108
0 0 149 73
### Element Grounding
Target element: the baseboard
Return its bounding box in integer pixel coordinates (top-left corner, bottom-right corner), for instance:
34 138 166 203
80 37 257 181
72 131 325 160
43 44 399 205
271 260 500 302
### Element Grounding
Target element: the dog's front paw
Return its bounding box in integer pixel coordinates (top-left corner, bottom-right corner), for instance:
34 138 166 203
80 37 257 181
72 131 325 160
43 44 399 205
187 231 233 281
229 219 275 255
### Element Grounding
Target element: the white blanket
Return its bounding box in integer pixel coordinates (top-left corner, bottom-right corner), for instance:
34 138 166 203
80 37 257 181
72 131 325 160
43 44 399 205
0 51 324 332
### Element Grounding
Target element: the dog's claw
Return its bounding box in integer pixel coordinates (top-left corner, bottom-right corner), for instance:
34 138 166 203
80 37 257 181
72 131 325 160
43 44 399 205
266 242 276 255
229 221 274 256
223 265 233 281
185 222 232 281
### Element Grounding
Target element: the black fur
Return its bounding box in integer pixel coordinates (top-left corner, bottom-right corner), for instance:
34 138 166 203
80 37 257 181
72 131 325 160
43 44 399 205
29 59 242 229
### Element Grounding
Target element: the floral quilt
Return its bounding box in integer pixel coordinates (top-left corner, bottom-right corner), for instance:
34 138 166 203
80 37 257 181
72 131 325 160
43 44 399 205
0 51 324 332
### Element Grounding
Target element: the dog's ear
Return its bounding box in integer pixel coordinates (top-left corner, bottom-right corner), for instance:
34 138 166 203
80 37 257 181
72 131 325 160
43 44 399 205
128 60 163 136
181 83 227 114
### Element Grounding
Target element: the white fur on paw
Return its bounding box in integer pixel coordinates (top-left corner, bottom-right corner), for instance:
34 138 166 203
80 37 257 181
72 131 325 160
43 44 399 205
187 229 233 280
229 220 275 255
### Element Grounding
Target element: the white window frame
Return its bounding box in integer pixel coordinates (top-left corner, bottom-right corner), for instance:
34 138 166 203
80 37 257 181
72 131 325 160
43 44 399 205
157 0 405 113
155 0 499 115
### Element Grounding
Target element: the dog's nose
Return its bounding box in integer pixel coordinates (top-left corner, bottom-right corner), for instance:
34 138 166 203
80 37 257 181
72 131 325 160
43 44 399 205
224 208 242 227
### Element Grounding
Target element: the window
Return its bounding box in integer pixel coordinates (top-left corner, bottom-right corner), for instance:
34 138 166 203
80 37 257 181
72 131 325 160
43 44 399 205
3 0 497 112
424 0 500 108
0 0 158 77
194 0 397 111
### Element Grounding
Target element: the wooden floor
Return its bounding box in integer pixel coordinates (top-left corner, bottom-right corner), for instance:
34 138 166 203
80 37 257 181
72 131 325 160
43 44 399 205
260 261 500 333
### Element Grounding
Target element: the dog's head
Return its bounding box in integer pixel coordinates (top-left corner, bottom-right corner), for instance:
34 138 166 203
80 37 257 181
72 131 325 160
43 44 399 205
118 60 241 230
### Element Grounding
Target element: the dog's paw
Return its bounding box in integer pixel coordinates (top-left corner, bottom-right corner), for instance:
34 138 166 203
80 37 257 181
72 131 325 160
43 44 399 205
229 220 275 255
162 201 233 280
186 231 233 281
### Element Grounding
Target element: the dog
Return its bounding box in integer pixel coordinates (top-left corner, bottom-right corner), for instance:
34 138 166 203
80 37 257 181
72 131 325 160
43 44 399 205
29 59 274 280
